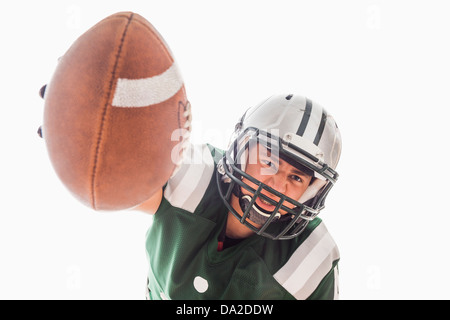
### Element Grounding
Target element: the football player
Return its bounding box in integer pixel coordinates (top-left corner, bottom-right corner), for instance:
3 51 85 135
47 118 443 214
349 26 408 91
136 94 342 300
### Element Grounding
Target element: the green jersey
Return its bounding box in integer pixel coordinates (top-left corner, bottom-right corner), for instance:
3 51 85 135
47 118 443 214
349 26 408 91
145 144 340 300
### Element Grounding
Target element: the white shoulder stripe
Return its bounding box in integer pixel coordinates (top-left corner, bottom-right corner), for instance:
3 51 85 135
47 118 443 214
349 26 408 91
333 266 340 300
164 144 215 213
112 62 183 107
273 222 339 299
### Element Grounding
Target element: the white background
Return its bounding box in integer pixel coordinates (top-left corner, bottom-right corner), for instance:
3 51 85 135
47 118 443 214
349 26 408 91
1 0 449 300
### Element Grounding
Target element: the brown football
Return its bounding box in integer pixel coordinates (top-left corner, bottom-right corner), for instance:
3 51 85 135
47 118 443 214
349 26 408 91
42 12 191 210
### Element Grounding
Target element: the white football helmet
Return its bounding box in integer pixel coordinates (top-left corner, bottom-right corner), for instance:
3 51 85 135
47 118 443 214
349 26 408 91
217 94 342 240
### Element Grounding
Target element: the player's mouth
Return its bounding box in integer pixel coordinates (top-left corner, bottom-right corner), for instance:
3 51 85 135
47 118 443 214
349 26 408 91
255 195 277 211
240 194 282 226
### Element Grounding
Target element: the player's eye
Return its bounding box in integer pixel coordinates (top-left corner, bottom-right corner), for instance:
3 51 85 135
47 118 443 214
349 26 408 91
260 159 278 171
290 175 303 183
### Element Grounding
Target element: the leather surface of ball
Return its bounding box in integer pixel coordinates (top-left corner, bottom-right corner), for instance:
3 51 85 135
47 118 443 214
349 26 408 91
43 12 190 210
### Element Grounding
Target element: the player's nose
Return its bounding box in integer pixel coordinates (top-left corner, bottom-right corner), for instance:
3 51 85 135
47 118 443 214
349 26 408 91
264 174 287 194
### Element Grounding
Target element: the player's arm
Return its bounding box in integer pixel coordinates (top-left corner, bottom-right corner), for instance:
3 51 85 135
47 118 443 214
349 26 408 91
133 189 163 215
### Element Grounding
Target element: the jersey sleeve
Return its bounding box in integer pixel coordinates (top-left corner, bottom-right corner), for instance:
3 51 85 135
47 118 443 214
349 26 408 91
273 221 340 300
306 262 339 300
162 143 216 213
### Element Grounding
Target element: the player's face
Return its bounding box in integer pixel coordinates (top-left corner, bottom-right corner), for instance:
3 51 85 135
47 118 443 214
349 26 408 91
226 143 314 239
241 144 312 217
